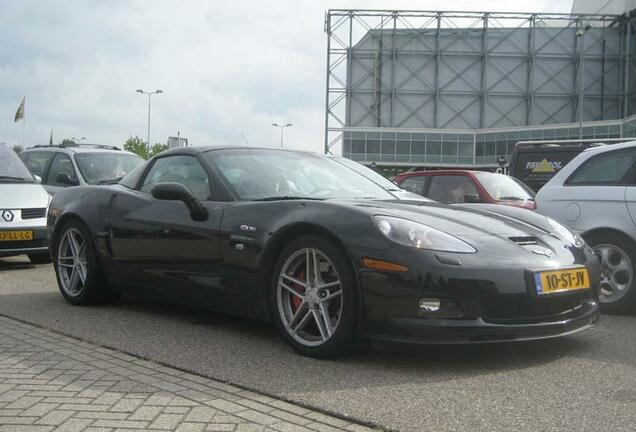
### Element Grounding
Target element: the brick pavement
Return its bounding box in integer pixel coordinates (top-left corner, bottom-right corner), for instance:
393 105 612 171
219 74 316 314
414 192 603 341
0 315 376 432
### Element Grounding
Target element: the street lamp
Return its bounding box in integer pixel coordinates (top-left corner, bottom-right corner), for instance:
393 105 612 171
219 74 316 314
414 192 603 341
272 122 292 148
136 89 163 151
576 23 592 140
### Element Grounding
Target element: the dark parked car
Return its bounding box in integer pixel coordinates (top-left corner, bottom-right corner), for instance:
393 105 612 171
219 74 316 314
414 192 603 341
394 170 536 210
20 144 144 195
48 147 600 357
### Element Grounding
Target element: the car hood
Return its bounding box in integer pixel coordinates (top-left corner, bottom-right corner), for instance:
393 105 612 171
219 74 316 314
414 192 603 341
349 200 552 238
0 183 50 208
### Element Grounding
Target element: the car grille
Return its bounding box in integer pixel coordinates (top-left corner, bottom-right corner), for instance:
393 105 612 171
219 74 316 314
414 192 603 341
21 208 46 219
0 239 47 250
481 292 587 324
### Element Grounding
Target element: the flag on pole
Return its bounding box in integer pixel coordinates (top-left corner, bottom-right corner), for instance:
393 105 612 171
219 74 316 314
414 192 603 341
14 97 25 122
49 129 54 146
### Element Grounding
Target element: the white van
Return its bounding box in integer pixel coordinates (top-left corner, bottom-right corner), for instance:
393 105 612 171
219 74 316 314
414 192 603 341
0 144 51 263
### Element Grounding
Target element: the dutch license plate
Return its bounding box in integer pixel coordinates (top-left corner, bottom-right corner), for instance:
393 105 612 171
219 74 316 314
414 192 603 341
0 230 34 241
535 267 590 295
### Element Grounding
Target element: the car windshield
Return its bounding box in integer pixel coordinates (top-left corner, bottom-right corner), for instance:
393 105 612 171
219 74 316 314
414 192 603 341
475 172 535 201
0 144 34 182
205 149 395 200
333 157 400 191
74 152 144 185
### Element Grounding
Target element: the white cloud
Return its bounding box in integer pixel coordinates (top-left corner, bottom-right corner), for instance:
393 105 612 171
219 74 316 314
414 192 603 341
0 0 573 152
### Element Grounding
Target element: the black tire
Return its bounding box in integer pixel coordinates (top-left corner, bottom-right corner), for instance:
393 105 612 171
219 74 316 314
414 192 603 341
52 219 112 305
585 231 636 314
28 253 52 264
271 235 358 358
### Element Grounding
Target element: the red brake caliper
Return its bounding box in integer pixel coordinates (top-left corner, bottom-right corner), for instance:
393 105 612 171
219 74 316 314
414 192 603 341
291 269 305 310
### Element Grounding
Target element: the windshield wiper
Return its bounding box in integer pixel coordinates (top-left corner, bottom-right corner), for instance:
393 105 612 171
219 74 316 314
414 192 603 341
98 177 123 185
253 196 325 202
499 196 531 201
0 176 30 182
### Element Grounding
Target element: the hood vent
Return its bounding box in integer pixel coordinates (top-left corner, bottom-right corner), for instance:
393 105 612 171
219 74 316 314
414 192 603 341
509 236 539 246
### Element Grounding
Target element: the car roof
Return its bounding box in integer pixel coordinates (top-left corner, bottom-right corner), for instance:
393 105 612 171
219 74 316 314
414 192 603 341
23 145 137 156
396 169 483 177
155 146 320 157
581 139 636 154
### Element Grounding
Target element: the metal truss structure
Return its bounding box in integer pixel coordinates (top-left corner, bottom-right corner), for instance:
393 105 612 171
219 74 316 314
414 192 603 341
324 9 636 154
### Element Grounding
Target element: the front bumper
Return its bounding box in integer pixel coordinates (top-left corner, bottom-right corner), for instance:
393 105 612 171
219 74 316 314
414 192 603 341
364 300 600 344
352 240 601 344
0 227 49 257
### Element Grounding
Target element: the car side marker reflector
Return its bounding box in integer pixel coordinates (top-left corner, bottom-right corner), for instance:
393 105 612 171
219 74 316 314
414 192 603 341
362 258 408 272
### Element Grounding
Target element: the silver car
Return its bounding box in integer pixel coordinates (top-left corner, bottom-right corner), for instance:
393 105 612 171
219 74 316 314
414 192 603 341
536 140 636 312
20 144 144 195
0 143 51 263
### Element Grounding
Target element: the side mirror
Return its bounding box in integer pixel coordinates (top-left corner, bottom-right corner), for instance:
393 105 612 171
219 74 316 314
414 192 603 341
56 173 79 186
151 182 209 222
33 175 42 184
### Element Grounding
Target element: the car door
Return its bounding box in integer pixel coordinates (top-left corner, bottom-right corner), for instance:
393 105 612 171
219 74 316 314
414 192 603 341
107 154 225 300
562 147 636 232
44 153 79 195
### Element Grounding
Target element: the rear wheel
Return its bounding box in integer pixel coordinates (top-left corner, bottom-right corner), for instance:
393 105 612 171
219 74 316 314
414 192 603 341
586 232 636 313
272 236 358 358
53 220 111 305
28 253 52 264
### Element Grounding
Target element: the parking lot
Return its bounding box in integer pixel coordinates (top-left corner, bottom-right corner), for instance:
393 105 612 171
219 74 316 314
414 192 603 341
1 256 635 432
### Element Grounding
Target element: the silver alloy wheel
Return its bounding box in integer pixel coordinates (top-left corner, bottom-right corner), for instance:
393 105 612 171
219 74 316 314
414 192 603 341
277 247 343 347
57 227 88 297
593 243 633 304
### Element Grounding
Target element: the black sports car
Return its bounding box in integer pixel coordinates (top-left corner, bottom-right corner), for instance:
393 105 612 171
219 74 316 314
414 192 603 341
48 146 601 357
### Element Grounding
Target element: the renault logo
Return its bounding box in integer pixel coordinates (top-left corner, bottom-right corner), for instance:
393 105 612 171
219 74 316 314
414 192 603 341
1 210 14 222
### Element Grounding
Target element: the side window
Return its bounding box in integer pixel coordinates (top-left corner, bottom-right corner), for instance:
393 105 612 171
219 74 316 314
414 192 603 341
399 176 427 195
428 175 480 204
21 151 56 179
141 156 210 201
119 163 147 189
567 149 636 185
46 154 78 187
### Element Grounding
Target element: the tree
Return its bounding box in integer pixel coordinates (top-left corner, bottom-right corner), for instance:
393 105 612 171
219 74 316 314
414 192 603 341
61 139 76 146
123 137 169 159
149 143 169 158
124 136 149 159
12 145 23 153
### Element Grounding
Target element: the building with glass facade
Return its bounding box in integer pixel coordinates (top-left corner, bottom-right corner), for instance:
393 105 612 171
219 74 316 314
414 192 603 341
324 10 636 168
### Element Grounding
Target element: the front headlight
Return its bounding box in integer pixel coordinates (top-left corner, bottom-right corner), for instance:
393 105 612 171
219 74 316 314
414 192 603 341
547 217 585 248
373 215 476 253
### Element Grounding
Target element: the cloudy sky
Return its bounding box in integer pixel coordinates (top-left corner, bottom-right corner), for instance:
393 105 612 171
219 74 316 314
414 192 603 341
1 0 574 153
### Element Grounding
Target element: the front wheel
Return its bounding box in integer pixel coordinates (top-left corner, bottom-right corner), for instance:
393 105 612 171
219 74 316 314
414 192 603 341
53 220 110 305
586 232 636 313
272 236 358 358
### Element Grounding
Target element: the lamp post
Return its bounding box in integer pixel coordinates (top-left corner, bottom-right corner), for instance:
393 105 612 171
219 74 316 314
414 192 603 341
136 89 163 151
576 23 592 140
272 122 292 148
